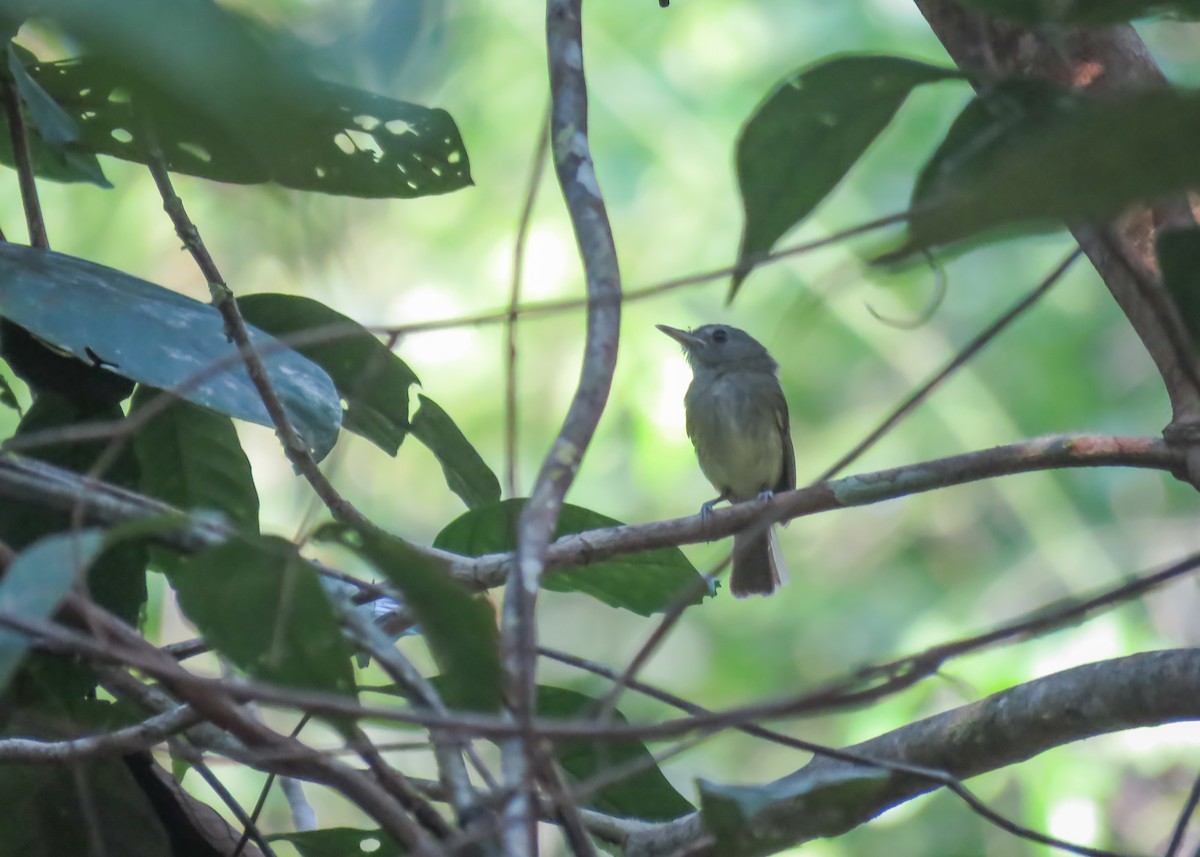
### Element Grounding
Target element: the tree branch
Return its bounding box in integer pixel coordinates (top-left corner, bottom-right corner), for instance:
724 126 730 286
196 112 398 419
625 648 1200 857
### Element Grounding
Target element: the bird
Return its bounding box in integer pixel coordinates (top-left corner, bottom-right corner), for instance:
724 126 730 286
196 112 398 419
657 323 795 597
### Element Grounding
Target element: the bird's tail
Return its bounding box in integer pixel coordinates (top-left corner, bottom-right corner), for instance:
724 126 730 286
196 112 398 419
731 527 785 598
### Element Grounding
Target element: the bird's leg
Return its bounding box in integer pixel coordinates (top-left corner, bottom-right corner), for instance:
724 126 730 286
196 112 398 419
757 489 774 502
700 491 731 533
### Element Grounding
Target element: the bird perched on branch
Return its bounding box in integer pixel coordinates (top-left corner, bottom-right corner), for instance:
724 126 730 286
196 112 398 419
657 323 794 597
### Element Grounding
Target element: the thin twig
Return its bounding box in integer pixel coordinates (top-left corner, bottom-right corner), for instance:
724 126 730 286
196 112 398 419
1166 770 1200 857
2 76 47 248
506 103 552 497
0 706 198 762
171 740 280 857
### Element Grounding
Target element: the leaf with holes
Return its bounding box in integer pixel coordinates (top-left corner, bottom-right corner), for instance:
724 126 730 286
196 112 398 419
238 294 419 456
317 523 502 712
24 2 471 199
732 55 959 294
170 536 357 698
130 387 259 535
434 499 711 615
411 394 500 509
0 244 342 459
0 530 104 694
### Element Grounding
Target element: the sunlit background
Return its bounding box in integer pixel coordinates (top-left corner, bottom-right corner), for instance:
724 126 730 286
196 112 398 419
9 1 1200 854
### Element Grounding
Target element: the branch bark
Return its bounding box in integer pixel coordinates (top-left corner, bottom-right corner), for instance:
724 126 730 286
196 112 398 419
625 648 1200 857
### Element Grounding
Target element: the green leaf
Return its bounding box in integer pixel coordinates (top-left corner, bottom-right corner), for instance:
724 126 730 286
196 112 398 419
1158 229 1200 347
0 244 343 459
317 523 502 712
890 81 1200 260
171 536 357 698
699 767 890 856
130 386 259 533
0 373 19 412
538 684 695 821
411 394 500 509
434 499 709 616
945 0 1200 24
0 530 104 693
0 759 169 857
238 294 419 456
1 43 110 186
732 55 959 293
270 828 404 857
24 0 471 199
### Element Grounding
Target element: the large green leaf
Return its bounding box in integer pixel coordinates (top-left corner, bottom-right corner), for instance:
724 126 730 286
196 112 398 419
171 536 357 698
130 387 259 535
0 759 169 857
271 828 404 857
21 0 471 198
317 523 502 712
538 684 695 821
434 499 709 615
238 294 419 456
890 80 1200 260
732 55 959 293
945 0 1200 24
0 243 343 459
411 394 501 509
0 529 104 694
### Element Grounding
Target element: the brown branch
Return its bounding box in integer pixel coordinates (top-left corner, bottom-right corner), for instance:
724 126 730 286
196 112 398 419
0 705 198 762
912 0 1200 443
2 75 47 248
499 0 623 852
624 649 1200 857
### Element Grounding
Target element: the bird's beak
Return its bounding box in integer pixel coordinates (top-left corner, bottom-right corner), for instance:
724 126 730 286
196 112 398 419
656 324 705 350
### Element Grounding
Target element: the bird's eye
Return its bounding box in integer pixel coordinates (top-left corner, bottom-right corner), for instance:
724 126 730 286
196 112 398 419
711 328 729 344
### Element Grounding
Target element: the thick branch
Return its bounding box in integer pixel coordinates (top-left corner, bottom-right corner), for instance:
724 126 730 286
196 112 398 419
625 648 1200 857
913 0 1200 435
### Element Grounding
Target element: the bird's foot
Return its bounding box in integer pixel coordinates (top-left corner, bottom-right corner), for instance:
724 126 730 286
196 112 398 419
757 489 774 503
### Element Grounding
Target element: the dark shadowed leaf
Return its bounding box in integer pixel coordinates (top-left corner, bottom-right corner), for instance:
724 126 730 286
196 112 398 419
238 294 418 455
0 244 342 459
889 81 1200 260
0 529 104 693
22 0 471 198
271 828 403 857
1157 229 1200 347
317 523 502 712
732 55 959 293
945 0 1200 24
0 374 19 412
411 394 500 509
434 499 709 615
171 536 356 698
130 387 259 535
538 684 695 821
0 759 169 857
699 767 889 855
2 43 110 186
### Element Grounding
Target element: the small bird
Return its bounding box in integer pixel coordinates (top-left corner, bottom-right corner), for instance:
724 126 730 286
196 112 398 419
657 323 795 597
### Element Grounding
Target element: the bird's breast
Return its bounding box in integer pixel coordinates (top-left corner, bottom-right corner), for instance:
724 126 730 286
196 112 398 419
684 371 784 500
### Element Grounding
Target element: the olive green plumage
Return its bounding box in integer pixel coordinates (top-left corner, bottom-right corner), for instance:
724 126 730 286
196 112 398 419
657 323 794 597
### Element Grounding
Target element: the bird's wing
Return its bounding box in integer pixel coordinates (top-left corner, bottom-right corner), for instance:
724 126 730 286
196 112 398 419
774 386 796 493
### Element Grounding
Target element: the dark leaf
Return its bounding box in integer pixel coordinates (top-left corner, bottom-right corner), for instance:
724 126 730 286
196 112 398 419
238 294 418 456
0 759 169 857
0 244 342 459
945 0 1200 24
271 828 404 857
732 55 959 293
0 529 104 693
130 386 260 533
538 684 694 821
317 523 502 712
434 499 709 616
171 536 357 698
699 767 889 855
0 372 19 412
8 43 76 148
1158 229 1200 347
889 81 1200 260
23 0 471 198
410 394 500 509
